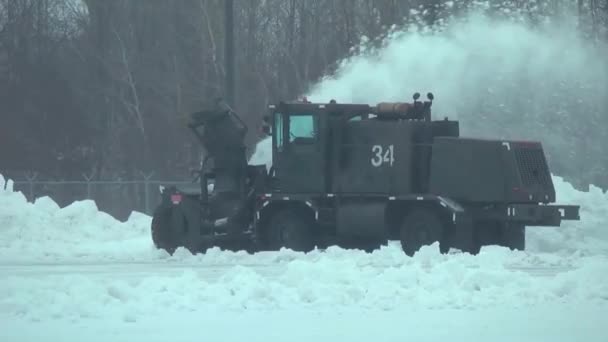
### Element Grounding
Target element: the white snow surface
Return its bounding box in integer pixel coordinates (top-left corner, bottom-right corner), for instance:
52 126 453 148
1 172 608 333
2 159 608 342
2 172 607 263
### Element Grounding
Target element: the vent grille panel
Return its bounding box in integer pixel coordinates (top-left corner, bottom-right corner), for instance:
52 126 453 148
514 147 552 189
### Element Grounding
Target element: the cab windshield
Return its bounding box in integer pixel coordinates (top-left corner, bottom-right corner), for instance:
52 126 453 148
288 113 316 143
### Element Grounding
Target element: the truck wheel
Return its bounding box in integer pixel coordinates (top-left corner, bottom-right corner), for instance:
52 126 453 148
500 223 525 251
151 205 190 254
471 221 525 253
151 206 178 254
400 208 447 256
264 209 315 252
470 221 496 254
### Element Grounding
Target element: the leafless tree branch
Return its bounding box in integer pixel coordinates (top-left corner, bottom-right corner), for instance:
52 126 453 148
112 25 145 140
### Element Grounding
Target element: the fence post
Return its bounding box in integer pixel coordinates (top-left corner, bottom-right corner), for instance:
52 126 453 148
83 172 95 199
24 171 38 202
142 172 154 214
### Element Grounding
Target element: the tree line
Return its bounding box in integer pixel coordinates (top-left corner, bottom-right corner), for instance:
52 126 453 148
1 0 607 191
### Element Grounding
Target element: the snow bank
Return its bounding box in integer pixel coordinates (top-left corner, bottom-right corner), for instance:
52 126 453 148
526 176 608 256
1 172 608 263
1 173 607 323
0 174 161 262
1 244 606 323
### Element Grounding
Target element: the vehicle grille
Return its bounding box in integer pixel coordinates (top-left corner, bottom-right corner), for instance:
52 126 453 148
514 147 553 189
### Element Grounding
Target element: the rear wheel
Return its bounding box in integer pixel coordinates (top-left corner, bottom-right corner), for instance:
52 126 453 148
471 221 525 253
500 223 525 251
400 208 448 256
263 209 315 252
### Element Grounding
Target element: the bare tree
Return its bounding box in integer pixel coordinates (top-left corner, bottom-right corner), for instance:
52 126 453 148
2 0 607 193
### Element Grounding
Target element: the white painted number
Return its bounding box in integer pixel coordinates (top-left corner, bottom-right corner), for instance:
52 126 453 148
371 144 395 167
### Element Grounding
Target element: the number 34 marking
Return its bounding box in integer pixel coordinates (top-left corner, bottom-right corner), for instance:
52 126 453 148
371 144 395 167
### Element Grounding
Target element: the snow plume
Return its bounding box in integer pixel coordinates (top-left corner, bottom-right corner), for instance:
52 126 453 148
247 135 273 171
250 3 607 176
306 5 606 123
527 176 608 256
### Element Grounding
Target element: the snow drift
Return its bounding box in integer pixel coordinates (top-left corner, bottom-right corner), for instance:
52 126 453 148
0 174 160 262
2 248 607 323
1 169 608 322
1 172 607 263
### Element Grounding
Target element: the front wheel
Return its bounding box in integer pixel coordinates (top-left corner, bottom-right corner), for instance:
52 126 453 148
151 204 193 254
262 209 315 252
400 208 448 256
151 205 180 254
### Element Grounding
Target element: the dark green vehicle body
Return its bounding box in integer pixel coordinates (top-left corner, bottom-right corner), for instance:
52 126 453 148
152 95 580 255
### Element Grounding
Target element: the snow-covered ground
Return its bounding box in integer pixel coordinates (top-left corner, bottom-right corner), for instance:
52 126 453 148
1 168 608 341
3 306 607 342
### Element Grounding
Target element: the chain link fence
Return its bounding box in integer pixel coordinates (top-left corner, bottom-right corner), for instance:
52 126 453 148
8 172 194 221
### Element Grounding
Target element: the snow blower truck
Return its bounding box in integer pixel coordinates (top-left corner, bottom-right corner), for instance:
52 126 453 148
151 94 580 256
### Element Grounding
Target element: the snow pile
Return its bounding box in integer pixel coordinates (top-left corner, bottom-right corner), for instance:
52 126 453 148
1 245 606 322
0 174 160 262
527 176 608 256
2 171 608 262
1 172 608 323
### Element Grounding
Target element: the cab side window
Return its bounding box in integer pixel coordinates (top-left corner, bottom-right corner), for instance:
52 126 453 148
288 114 316 144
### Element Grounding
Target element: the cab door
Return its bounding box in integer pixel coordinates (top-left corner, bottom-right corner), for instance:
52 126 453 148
272 111 324 193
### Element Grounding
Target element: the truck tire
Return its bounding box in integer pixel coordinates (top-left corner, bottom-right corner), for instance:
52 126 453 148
500 223 525 251
264 209 315 252
151 205 191 254
471 221 525 253
400 208 447 256
151 206 179 254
